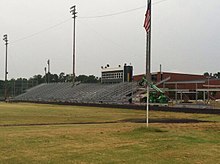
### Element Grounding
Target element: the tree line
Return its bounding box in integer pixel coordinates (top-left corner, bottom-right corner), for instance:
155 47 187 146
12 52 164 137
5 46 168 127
204 72 220 78
0 73 100 98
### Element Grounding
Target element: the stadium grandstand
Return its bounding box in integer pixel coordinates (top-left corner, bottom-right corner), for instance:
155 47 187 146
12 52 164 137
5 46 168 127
13 64 138 104
14 82 139 104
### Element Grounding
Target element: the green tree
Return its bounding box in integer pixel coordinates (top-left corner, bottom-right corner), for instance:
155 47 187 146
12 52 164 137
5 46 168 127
204 72 210 77
75 75 99 83
214 72 220 78
58 72 65 82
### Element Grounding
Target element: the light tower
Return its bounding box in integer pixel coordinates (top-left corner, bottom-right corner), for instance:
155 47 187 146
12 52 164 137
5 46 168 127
44 67 47 83
3 34 8 101
70 5 77 85
47 59 50 83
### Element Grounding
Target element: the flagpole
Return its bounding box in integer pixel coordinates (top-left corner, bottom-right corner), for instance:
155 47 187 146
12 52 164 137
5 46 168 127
146 30 149 127
149 0 152 77
145 0 151 127
146 86 149 127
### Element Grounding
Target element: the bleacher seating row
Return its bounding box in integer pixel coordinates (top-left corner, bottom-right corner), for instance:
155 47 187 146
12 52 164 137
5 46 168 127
14 82 139 104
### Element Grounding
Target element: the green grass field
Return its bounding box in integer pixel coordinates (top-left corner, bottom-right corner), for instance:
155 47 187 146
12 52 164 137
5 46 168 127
0 102 219 164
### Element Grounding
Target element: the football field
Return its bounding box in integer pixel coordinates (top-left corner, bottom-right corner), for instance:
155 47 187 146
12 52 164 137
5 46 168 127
0 102 219 164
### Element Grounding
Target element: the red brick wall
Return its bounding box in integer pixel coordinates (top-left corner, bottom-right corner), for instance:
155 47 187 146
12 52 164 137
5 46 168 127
133 72 220 99
133 72 206 83
157 72 206 82
133 74 145 82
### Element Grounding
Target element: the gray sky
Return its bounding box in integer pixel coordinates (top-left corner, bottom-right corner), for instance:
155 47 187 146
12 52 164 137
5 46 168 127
0 0 220 80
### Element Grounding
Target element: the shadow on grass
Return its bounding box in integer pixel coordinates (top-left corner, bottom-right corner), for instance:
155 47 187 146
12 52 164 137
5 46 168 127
119 118 211 124
0 118 212 127
116 126 168 140
132 126 168 133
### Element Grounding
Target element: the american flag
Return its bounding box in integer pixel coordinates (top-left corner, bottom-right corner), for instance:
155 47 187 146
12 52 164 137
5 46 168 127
144 1 151 32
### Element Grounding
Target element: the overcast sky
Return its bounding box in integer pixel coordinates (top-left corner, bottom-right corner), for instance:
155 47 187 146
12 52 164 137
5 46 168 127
0 0 220 80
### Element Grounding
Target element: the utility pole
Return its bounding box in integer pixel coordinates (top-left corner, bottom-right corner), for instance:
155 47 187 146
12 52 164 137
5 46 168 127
13 80 15 97
44 67 47 83
3 34 8 101
70 5 77 85
47 59 50 83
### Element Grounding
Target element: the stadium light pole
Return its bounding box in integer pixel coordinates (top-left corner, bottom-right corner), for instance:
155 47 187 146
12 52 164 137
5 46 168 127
47 59 50 83
70 5 77 85
44 67 47 83
3 34 8 101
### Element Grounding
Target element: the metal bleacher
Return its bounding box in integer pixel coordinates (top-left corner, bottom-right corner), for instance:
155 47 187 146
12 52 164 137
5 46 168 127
14 82 138 104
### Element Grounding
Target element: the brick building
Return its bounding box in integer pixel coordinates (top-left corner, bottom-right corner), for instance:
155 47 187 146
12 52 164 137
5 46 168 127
133 72 220 100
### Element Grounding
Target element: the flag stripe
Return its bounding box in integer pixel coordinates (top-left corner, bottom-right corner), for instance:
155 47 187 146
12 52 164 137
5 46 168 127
144 1 151 32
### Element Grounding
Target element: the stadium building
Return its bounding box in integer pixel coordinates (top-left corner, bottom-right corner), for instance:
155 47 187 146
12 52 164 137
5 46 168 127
101 64 133 84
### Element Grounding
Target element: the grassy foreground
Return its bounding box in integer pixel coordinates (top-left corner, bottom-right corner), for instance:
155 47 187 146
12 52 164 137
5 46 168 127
0 102 219 164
